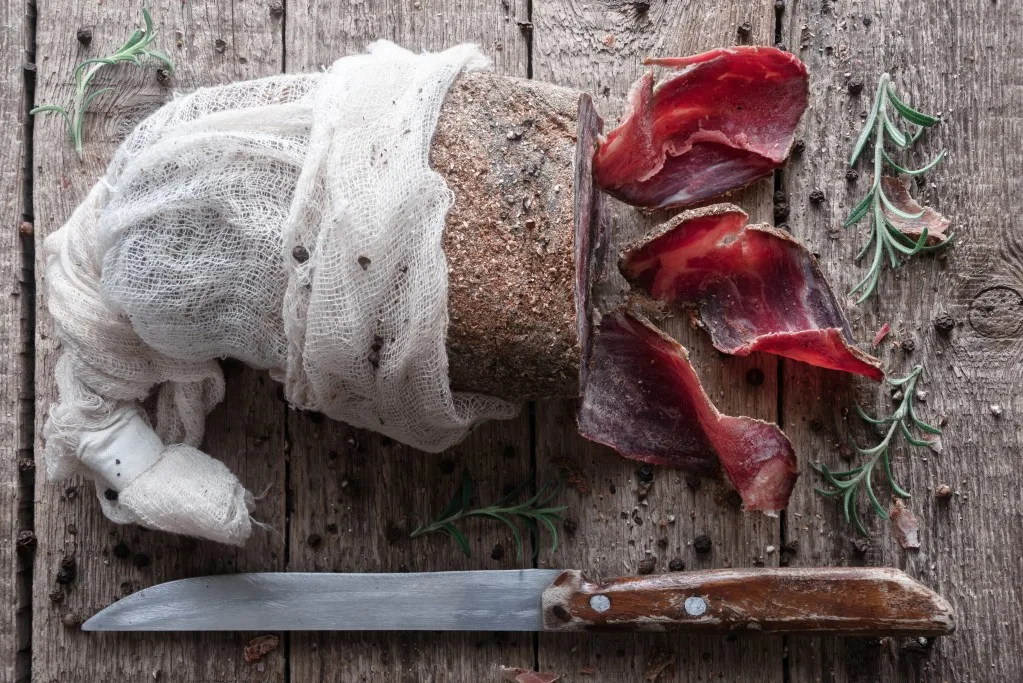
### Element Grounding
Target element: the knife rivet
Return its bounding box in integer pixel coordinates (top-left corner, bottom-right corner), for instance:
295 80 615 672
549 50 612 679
684 596 707 616
589 595 611 613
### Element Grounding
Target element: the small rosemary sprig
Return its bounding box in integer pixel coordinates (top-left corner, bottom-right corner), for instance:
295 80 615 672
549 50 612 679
813 365 941 535
845 74 952 303
411 470 566 560
31 9 174 159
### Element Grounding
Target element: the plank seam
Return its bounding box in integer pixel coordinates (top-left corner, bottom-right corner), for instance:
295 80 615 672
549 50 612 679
16 0 39 681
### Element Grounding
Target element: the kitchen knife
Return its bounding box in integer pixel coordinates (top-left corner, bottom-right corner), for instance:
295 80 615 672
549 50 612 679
82 567 954 635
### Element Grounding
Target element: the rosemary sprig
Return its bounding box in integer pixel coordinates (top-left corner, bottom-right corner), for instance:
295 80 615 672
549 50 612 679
813 365 940 535
411 470 566 560
845 74 952 303
31 9 174 159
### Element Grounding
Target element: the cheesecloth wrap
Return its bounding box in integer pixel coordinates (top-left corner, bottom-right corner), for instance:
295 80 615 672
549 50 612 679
43 42 516 546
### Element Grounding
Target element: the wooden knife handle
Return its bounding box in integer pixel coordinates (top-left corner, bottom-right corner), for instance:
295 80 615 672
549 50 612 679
541 567 954 636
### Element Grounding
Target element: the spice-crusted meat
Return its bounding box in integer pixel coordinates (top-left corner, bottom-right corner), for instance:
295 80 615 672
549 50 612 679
619 204 883 381
578 310 798 512
592 46 809 210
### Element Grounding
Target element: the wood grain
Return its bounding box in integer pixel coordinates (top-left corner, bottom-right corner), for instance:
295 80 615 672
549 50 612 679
532 1 784 680
780 0 1023 680
283 1 537 680
542 567 954 636
31 2 287 681
2 1 30 681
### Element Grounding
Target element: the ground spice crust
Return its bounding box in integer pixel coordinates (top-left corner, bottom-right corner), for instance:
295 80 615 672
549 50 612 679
434 72 581 400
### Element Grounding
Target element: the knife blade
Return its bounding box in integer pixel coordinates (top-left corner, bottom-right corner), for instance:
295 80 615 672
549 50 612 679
82 567 954 636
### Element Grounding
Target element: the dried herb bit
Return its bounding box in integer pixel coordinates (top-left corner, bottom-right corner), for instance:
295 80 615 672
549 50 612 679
813 365 941 535
411 469 566 560
845 74 952 303
31 9 174 159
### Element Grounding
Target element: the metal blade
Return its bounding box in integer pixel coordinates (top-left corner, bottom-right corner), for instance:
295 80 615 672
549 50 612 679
82 570 564 632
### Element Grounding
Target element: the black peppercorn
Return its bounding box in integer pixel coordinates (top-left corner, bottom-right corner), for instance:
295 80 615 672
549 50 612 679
694 534 712 554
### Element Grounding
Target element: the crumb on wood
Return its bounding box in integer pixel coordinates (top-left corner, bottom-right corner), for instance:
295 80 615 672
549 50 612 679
243 634 280 663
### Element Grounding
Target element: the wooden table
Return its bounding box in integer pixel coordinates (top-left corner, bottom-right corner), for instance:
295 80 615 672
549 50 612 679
2 0 1018 680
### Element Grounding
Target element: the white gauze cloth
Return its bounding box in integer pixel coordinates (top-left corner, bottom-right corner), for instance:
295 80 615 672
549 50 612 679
43 42 516 546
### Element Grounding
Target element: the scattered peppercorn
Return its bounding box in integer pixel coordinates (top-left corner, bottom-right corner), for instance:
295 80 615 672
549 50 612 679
933 313 955 334
746 367 765 386
774 201 790 222
774 0 785 11
668 557 685 572
307 533 322 549
901 338 916 353
809 189 826 204
76 27 92 46
848 77 864 95
693 534 712 554
62 612 82 628
112 542 131 559
326 522 339 534
846 168 859 182
103 488 118 501
49 589 65 603
292 245 310 263
269 1 284 17
636 465 654 483
656 538 669 549
55 556 77 585
935 484 952 499
132 552 151 569
16 530 37 553
637 556 657 574
214 38 228 54
791 138 806 155
850 537 871 556
737 21 752 38
156 68 171 86
357 255 371 270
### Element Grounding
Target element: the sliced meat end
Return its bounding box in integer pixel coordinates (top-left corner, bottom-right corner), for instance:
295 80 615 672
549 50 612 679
593 46 809 210
880 176 951 246
578 310 798 512
620 204 883 381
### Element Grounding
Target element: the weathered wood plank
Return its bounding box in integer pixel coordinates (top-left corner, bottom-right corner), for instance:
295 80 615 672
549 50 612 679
284 2 537 681
2 1 30 681
31 2 287 681
781 1 1023 680
532 2 785 681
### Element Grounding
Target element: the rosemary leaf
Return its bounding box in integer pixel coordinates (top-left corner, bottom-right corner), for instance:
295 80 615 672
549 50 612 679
31 9 174 159
815 365 940 535
844 74 952 302
411 470 567 560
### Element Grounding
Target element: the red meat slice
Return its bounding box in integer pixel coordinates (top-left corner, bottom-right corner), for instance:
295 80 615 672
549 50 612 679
593 46 809 209
578 310 798 512
620 205 883 381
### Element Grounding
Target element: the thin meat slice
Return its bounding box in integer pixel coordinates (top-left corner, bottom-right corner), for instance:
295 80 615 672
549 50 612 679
620 204 883 381
881 176 951 246
579 310 798 512
593 47 809 209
